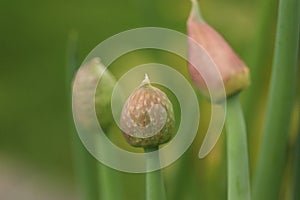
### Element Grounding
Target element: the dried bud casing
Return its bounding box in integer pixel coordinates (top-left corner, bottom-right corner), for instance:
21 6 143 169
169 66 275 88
187 0 250 100
120 75 175 148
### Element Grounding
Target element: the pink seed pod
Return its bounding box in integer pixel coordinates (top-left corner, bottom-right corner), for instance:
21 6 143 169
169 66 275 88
120 74 175 148
187 0 250 100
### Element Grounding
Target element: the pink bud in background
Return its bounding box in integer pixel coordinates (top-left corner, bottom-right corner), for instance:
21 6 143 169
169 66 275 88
187 0 250 100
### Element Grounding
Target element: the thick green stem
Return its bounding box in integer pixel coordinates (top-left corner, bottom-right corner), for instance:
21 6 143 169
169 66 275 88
226 95 251 200
252 0 300 198
144 147 167 200
66 31 99 200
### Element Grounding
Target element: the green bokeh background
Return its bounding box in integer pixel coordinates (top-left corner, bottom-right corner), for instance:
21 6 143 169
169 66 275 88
2 0 297 199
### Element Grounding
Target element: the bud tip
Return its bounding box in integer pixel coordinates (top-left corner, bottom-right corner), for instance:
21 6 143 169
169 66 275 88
190 0 203 21
142 73 151 85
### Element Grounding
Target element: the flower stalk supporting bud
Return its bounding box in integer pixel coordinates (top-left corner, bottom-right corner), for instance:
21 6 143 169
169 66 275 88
187 1 251 200
120 74 173 200
74 57 123 200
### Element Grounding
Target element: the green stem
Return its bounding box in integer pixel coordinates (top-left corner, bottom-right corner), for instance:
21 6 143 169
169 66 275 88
226 95 251 200
240 0 278 172
242 0 277 118
97 128 122 200
252 0 300 198
144 146 167 200
98 163 122 200
293 127 300 200
66 31 99 200
169 149 194 200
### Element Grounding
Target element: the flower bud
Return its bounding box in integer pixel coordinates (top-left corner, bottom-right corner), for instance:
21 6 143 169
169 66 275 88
120 74 175 148
74 57 116 132
187 0 250 100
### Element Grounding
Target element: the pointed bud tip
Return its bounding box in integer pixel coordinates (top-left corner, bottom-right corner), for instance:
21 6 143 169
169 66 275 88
189 0 204 22
141 73 151 85
144 73 150 82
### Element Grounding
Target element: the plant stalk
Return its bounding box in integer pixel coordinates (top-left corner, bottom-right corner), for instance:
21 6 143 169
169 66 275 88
98 162 122 200
241 0 278 173
144 146 167 200
226 95 251 200
66 31 99 200
293 126 300 200
97 127 122 200
242 0 278 120
252 0 300 198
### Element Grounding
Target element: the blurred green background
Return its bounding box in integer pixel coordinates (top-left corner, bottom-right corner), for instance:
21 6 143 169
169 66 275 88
1 0 298 199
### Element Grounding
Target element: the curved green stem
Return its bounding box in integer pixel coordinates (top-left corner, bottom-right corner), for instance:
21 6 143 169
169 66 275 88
252 0 300 198
144 147 167 200
226 95 251 200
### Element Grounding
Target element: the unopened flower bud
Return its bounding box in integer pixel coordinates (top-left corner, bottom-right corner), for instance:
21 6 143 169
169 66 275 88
120 74 175 148
74 57 116 132
187 0 250 100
